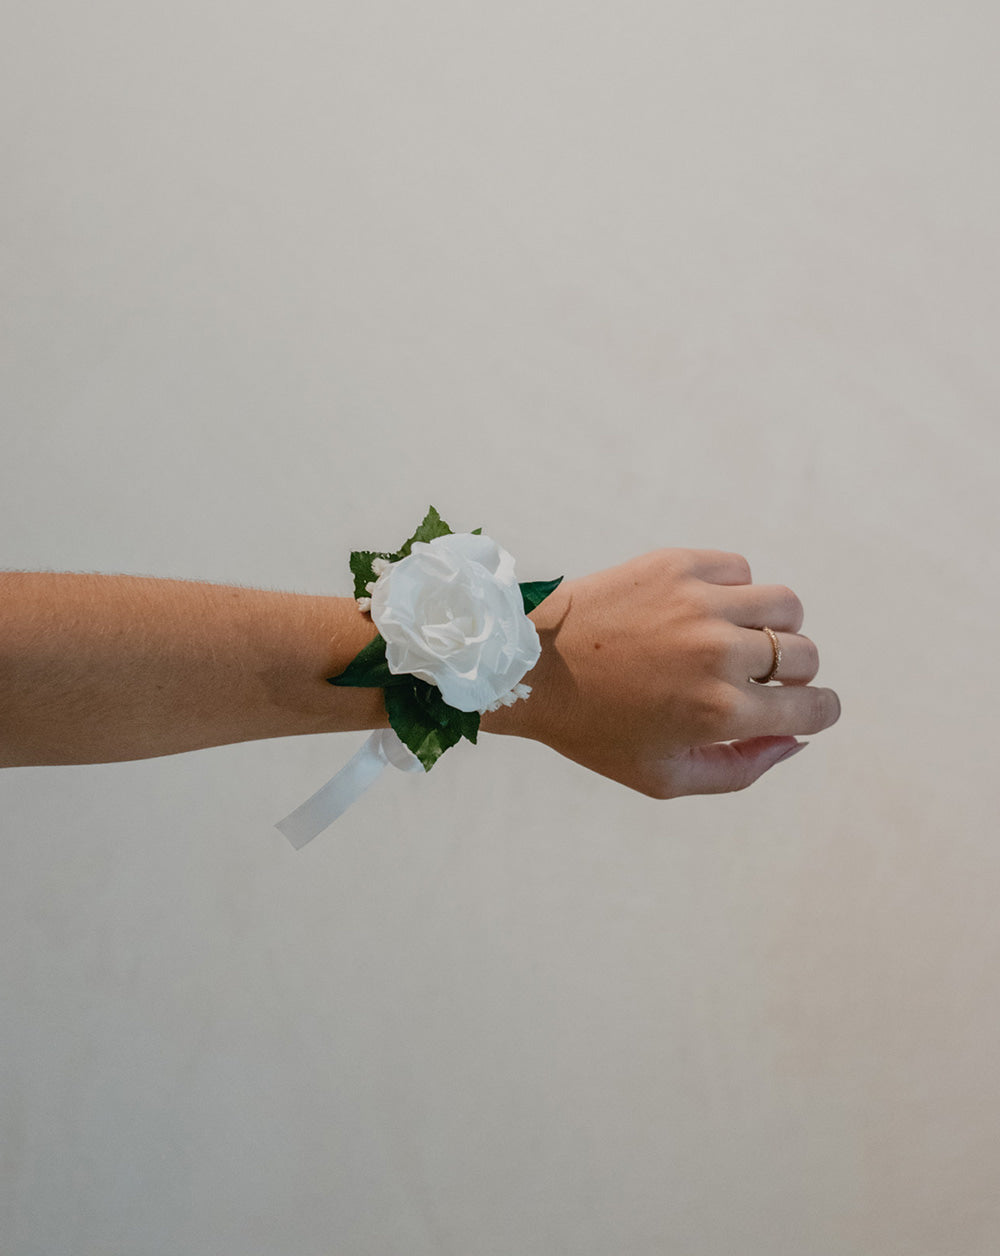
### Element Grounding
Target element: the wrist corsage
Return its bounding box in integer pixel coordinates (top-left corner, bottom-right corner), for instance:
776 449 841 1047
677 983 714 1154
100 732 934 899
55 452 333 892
275 507 562 848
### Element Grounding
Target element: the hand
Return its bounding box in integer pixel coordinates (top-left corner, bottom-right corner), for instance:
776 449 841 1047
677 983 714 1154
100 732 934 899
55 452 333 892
483 548 840 798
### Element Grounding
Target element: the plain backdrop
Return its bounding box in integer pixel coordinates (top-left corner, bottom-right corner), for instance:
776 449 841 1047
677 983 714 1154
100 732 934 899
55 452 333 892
2 2 998 1253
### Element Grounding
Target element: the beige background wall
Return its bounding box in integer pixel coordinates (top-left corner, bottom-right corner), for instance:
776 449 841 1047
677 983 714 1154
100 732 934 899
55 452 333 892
2 2 998 1252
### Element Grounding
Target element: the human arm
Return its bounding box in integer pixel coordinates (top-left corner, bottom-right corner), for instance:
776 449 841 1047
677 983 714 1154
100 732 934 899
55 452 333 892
0 550 840 793
0 572 388 767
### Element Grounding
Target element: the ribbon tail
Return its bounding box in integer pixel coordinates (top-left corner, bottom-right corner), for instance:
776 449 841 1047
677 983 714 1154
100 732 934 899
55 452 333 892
275 731 393 849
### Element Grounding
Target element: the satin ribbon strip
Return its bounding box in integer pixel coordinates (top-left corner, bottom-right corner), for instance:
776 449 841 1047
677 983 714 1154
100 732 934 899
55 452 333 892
275 728 424 849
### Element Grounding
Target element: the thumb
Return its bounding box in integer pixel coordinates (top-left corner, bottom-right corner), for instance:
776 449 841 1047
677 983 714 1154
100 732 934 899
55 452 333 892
665 736 808 796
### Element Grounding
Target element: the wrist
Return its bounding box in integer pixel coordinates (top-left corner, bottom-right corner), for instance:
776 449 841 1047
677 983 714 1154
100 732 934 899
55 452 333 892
303 596 390 735
277 509 565 845
479 582 567 743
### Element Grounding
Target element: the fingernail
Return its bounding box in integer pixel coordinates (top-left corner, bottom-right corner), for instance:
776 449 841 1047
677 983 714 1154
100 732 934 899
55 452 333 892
775 741 809 764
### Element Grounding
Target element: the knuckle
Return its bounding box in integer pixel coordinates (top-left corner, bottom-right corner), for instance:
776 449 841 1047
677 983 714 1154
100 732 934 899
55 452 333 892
799 633 821 674
695 683 739 737
654 548 694 580
691 624 740 677
677 580 711 620
667 547 700 570
777 585 805 628
709 627 742 672
630 549 686 586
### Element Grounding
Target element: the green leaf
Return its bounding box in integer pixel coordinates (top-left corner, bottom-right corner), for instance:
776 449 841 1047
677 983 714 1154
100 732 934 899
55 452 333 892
457 709 480 745
519 576 564 615
395 505 454 561
410 680 481 745
384 682 464 771
349 550 395 600
351 511 483 597
327 634 403 689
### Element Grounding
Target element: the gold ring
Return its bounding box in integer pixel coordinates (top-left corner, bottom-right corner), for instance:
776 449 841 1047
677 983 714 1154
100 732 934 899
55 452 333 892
749 626 782 684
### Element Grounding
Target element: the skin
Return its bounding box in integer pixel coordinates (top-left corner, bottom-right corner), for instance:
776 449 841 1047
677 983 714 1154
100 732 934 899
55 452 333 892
483 547 839 798
0 551 839 794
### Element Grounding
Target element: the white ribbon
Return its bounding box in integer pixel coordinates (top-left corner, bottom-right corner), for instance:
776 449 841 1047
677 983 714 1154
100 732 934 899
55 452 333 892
275 728 425 849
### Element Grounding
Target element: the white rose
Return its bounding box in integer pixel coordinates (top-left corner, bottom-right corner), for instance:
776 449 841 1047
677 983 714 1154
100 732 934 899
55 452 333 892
369 532 541 713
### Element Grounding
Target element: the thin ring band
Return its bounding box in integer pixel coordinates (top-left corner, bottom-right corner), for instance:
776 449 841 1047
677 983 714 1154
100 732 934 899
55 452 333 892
749 626 782 684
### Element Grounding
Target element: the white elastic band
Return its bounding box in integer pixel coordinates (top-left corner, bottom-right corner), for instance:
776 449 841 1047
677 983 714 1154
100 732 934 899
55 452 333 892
274 727 424 849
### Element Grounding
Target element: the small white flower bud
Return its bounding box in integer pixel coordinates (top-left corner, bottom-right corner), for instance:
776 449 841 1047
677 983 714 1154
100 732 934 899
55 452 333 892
372 557 391 577
357 597 371 613
484 682 533 713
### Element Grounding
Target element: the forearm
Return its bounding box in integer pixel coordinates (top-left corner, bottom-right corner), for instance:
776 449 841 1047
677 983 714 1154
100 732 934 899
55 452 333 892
0 572 389 767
